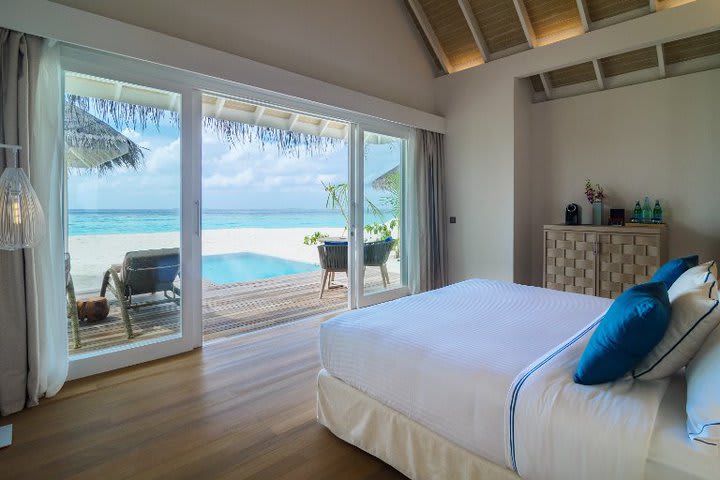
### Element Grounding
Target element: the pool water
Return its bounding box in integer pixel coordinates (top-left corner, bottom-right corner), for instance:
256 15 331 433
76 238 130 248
202 252 319 284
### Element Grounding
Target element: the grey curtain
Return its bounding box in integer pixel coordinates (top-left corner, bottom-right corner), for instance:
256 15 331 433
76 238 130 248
0 29 66 416
416 129 448 291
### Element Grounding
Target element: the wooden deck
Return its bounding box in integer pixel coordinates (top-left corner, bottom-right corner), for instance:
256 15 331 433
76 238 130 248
69 269 395 355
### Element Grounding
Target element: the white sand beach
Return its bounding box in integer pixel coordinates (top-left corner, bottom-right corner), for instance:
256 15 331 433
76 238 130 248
69 227 347 292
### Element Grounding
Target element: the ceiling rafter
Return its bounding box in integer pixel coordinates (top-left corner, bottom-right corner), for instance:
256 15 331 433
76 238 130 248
576 0 591 33
592 59 605 89
406 0 453 73
511 0 537 48
656 44 666 77
539 72 553 99
252 106 266 125
457 0 490 63
649 0 658 13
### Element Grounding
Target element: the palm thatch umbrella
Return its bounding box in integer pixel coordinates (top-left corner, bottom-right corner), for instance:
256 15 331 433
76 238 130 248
64 102 144 174
371 165 399 191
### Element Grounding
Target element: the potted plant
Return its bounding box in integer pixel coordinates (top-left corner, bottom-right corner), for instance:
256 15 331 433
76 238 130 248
585 179 606 226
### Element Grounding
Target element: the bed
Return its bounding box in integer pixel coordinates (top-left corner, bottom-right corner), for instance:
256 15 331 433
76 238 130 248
317 279 720 480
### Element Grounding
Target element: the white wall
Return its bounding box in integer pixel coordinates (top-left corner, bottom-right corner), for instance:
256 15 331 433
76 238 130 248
435 0 720 284
49 0 438 114
528 69 720 286
513 78 533 286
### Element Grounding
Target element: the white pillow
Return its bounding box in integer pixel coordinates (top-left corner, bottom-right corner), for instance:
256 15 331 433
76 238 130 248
686 320 720 447
633 261 719 380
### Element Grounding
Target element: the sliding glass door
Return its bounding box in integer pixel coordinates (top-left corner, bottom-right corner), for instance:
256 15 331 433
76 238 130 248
351 125 410 308
61 52 202 379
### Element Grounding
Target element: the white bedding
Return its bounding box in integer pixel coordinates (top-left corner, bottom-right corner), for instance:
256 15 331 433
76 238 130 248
319 279 611 466
507 315 670 480
646 373 720 480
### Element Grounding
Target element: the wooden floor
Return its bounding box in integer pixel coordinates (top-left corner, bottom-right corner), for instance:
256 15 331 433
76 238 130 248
3 315 406 479
71 268 397 354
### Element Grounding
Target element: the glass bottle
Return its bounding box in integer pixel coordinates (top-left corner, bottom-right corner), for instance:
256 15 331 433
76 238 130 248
632 201 642 223
642 197 652 224
652 200 663 224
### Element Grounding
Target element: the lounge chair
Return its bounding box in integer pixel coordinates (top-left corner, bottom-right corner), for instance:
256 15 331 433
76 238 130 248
317 243 348 299
65 253 81 349
364 238 396 288
100 248 181 338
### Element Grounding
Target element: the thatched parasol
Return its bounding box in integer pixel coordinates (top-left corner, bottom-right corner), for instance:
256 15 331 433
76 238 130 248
371 166 399 191
64 102 144 174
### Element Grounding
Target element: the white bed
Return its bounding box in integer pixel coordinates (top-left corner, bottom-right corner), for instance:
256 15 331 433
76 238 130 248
317 279 720 480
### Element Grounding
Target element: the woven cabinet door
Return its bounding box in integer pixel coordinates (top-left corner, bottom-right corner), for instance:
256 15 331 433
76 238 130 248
544 229 597 295
598 233 662 298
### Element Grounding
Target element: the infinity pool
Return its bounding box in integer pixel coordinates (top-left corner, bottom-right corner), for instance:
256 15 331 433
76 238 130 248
202 252 319 284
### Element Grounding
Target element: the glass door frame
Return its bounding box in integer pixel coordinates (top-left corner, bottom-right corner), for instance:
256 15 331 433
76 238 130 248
61 48 203 380
349 121 412 309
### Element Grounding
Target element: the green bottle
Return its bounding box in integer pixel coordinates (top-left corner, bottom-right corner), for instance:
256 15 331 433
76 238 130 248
652 200 663 224
642 197 652 223
632 201 642 223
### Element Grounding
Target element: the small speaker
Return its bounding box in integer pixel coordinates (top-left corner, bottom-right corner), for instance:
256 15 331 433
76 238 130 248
565 203 580 225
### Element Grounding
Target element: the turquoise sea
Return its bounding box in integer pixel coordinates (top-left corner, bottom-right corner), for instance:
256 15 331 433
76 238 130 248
68 209 389 236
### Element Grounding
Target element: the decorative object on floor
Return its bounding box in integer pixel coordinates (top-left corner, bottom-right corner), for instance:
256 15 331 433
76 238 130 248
631 201 642 223
652 200 664 224
584 179 605 226
0 424 11 449
565 203 580 225
0 145 46 250
609 209 625 226
76 296 110 322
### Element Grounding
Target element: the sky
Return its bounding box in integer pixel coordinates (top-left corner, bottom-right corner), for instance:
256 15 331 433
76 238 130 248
67 114 401 212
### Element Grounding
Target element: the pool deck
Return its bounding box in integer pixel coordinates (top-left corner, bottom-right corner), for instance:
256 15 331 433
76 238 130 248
69 267 397 355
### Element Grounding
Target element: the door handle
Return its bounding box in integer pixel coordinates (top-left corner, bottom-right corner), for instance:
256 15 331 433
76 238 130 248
194 200 200 236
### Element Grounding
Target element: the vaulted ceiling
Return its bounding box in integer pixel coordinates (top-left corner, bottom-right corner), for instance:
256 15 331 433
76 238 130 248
404 0 697 74
527 28 720 101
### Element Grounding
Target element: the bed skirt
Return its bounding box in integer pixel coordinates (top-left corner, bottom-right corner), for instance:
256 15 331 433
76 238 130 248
317 369 520 480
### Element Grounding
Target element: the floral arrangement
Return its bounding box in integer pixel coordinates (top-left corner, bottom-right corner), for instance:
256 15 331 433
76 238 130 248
585 179 605 204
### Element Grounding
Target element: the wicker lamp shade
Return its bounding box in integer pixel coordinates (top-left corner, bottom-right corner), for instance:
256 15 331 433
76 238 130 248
0 145 45 250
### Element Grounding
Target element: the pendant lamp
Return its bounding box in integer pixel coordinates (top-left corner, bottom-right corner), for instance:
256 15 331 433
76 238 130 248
0 144 46 250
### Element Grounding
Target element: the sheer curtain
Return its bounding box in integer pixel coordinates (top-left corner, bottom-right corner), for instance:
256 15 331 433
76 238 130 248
407 129 448 294
0 30 66 416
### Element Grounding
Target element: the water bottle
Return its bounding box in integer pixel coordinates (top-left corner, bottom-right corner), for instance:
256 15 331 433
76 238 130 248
642 197 652 224
652 200 663 224
632 201 642 223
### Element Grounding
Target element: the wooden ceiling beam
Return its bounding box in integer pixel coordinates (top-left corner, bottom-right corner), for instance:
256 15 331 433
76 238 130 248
511 0 537 48
656 44 666 77
457 0 490 63
592 59 605 89
649 0 658 13
576 0 591 33
406 0 453 73
539 72 553 99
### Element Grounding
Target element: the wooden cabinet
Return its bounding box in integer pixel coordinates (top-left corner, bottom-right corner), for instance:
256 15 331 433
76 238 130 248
543 225 668 299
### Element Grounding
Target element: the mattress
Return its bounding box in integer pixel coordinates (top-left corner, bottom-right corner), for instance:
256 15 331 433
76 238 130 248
646 373 720 480
320 279 611 466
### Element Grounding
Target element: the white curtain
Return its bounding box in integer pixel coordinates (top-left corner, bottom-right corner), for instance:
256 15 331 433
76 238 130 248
0 30 66 415
28 39 67 405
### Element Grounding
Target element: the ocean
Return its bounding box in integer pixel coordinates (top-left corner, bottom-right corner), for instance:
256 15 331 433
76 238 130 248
68 209 390 236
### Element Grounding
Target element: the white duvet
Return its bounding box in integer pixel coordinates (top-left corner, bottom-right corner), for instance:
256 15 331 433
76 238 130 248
320 279 612 467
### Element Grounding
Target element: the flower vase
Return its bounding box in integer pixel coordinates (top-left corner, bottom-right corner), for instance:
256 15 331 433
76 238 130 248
592 200 603 226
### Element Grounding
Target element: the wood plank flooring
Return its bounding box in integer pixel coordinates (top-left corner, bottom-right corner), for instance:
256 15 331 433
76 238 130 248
2 315 406 479
70 268 397 354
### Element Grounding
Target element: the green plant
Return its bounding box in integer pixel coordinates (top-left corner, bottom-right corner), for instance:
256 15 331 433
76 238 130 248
364 219 397 241
303 231 329 246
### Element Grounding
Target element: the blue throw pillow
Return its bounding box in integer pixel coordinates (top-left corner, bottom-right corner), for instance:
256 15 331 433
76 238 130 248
574 282 671 385
651 255 699 290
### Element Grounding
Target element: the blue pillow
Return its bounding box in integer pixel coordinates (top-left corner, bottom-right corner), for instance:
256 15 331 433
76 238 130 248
324 240 348 245
574 282 671 385
651 255 699 290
